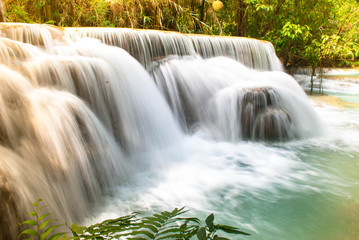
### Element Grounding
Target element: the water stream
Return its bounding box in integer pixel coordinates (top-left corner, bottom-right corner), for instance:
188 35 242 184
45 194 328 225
0 23 358 240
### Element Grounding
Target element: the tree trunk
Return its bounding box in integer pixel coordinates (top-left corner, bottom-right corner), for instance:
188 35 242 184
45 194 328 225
199 0 205 24
236 0 248 36
0 0 6 22
191 0 199 31
310 66 316 95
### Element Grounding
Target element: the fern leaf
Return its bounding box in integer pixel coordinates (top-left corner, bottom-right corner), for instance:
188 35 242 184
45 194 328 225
47 232 67 240
155 226 185 239
174 217 201 224
160 224 198 239
156 233 186 240
172 207 188 215
132 229 157 238
213 236 230 240
152 214 167 222
141 217 165 227
111 231 144 239
216 224 250 235
71 223 87 235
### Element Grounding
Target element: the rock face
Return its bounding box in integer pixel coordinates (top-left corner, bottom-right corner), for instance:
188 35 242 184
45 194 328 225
0 173 20 240
239 87 292 141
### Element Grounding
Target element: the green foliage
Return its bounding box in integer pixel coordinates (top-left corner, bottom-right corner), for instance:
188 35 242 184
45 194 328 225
19 201 250 240
3 0 359 66
18 199 67 240
70 207 200 239
196 213 250 240
69 207 249 239
281 22 312 41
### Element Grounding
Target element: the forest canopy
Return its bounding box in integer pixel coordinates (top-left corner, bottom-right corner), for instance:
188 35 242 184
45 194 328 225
2 0 359 68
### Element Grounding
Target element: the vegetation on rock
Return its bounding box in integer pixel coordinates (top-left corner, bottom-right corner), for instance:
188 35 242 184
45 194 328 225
2 0 359 68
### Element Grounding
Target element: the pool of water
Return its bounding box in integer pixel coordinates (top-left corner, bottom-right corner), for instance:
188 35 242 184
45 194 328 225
84 70 359 240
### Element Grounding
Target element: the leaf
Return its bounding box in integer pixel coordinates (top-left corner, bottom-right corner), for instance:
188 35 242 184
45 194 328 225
141 218 162 228
71 223 87 235
205 214 215 231
213 236 230 240
178 217 201 223
156 225 182 235
41 225 64 240
216 224 250 235
28 211 37 216
39 213 52 221
129 230 155 239
45 20 56 25
19 219 37 227
139 223 158 233
152 214 167 222
40 219 57 230
47 232 67 240
196 227 207 240
18 229 39 238
37 206 47 212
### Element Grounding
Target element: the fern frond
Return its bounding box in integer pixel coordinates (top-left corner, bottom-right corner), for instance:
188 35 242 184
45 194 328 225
73 207 200 239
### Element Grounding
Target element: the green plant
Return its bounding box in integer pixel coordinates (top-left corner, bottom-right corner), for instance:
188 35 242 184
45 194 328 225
71 207 200 239
19 200 250 240
71 208 250 239
196 213 250 240
18 199 67 240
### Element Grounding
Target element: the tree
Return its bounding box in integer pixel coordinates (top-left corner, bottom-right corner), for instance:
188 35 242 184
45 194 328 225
2 0 359 67
0 0 5 22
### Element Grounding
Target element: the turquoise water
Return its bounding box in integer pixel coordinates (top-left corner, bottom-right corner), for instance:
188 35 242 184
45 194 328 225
87 72 359 239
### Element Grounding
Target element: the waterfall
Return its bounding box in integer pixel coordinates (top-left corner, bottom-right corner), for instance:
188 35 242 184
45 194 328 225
0 65 126 239
66 27 283 71
0 23 323 239
152 56 322 141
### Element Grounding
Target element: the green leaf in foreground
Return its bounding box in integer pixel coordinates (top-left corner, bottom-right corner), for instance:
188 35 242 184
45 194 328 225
20 200 250 240
18 229 39 238
216 224 250 235
18 199 67 240
19 219 37 227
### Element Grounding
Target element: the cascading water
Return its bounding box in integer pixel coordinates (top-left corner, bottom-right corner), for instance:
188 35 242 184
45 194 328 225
151 56 322 141
0 23 182 238
1 23 358 240
66 27 283 71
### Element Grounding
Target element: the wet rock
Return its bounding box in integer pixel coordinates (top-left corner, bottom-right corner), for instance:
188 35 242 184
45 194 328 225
0 173 20 240
239 87 292 141
253 108 292 141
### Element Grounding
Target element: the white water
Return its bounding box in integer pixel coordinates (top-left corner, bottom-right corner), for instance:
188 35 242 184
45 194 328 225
0 23 358 240
66 27 283 71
